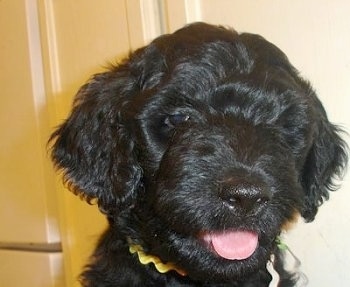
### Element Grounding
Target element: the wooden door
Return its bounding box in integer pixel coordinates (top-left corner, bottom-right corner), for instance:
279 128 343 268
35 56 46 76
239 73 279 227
37 0 162 285
0 0 63 286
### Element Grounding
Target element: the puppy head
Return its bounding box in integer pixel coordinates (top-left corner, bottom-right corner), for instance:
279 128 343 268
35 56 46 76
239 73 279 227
50 23 348 281
50 23 246 214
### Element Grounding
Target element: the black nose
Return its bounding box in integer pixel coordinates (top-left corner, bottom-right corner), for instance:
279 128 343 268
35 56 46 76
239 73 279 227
219 179 271 212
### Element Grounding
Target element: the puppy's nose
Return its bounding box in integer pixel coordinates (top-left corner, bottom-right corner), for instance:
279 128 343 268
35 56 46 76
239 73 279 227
219 180 270 212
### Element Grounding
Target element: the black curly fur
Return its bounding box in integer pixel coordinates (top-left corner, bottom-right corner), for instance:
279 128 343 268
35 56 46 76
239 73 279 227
50 23 348 286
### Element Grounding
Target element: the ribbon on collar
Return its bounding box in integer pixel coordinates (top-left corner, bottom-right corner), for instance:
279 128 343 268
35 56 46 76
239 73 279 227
128 242 187 276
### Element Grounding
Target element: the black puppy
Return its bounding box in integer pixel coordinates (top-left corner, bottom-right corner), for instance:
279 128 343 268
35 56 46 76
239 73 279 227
50 23 347 286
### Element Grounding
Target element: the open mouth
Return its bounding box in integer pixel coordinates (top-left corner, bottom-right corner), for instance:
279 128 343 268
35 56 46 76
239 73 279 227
199 230 259 260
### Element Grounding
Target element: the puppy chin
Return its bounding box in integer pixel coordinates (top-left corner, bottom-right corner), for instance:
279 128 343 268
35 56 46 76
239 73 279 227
184 246 269 283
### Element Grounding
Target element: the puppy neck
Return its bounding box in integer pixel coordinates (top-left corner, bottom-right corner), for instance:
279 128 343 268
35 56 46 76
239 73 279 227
128 240 186 277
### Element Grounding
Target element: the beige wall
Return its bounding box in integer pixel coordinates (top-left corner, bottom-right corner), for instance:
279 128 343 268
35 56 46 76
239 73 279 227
164 1 350 286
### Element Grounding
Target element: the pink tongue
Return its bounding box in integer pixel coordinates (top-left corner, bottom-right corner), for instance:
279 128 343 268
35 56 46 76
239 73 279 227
210 231 258 260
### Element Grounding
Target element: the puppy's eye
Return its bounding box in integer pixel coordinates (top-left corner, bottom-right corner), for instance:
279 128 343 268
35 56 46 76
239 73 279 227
164 114 190 128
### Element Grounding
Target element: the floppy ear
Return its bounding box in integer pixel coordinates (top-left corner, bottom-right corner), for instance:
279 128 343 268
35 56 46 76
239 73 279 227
50 68 142 214
301 100 348 222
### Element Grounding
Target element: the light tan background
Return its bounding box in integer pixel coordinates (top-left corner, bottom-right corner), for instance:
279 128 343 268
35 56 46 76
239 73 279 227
1 1 349 286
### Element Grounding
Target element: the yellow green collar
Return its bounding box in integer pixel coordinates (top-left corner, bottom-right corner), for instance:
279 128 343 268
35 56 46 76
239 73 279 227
128 242 186 276
276 236 288 251
128 237 287 278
